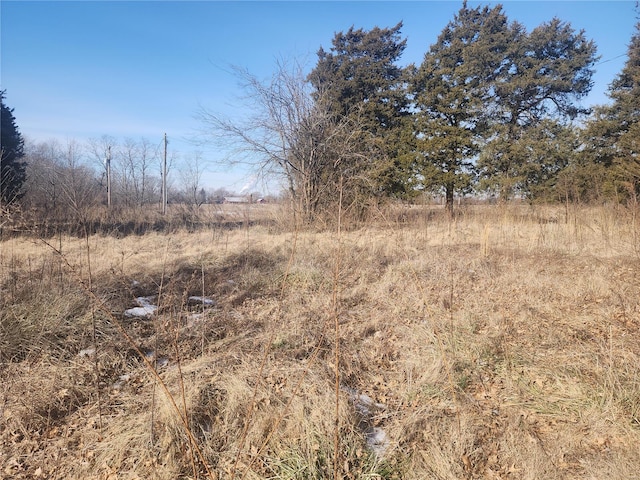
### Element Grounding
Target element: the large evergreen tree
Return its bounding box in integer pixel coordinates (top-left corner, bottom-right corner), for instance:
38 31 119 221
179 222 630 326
0 91 26 207
478 17 597 199
581 22 640 204
308 22 411 198
411 2 513 213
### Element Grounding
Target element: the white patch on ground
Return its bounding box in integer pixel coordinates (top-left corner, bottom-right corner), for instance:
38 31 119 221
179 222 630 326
156 357 169 368
77 347 96 358
113 373 132 389
354 392 386 415
124 296 157 317
144 350 170 368
343 386 386 415
342 386 390 459
185 312 206 328
365 427 390 458
188 296 216 306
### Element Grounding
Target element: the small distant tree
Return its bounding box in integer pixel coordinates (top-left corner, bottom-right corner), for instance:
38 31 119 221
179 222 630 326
0 91 26 207
87 135 117 205
210 188 230 204
180 152 206 207
119 137 158 206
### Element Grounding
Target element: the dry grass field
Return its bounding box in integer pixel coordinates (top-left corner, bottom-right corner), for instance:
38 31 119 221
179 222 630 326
1 204 639 479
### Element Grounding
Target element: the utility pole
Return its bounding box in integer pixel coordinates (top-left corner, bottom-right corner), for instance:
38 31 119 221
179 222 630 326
162 133 167 215
106 146 112 208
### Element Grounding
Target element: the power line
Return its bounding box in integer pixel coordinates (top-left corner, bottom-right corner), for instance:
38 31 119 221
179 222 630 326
595 53 627 66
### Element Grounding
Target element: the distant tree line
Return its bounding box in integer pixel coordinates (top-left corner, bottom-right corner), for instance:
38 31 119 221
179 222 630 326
2 3 639 225
0 118 260 231
201 2 640 219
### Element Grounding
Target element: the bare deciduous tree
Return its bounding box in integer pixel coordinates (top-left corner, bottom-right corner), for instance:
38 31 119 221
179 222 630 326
57 140 100 222
23 138 100 226
122 137 159 206
197 59 369 222
23 139 63 213
88 136 161 208
179 151 206 207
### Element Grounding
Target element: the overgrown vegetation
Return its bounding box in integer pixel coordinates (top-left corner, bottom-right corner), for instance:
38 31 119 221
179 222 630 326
2 4 640 478
1 204 639 479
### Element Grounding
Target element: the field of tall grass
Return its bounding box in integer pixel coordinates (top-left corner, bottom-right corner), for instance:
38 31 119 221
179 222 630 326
1 203 639 479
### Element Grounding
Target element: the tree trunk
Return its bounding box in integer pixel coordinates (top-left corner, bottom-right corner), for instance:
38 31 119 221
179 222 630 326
445 184 454 216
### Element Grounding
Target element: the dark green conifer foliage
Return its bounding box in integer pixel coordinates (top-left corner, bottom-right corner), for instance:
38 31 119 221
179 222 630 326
411 3 512 213
478 17 598 200
581 22 640 203
0 91 26 206
309 22 411 198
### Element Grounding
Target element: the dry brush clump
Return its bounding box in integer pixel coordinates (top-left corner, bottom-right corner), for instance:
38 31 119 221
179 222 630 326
1 204 639 479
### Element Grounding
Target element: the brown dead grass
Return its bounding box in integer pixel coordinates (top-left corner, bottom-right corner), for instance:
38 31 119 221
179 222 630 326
1 204 639 479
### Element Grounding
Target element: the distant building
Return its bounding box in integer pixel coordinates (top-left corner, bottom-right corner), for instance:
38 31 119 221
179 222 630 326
223 194 266 204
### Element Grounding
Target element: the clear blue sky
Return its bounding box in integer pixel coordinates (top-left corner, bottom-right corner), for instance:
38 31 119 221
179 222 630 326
1 1 638 192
